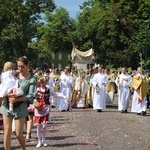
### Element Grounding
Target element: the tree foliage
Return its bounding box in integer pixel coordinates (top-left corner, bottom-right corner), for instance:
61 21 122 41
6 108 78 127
37 7 74 53
0 0 55 68
32 7 76 68
73 0 150 69
0 0 150 70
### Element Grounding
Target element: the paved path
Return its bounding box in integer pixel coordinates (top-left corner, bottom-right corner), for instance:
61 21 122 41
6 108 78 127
0 97 150 150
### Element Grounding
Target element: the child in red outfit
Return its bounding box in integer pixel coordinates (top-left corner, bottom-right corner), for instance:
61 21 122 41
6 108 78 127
34 76 68 148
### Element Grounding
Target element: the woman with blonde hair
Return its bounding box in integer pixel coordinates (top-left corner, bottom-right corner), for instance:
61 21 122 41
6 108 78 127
0 56 36 150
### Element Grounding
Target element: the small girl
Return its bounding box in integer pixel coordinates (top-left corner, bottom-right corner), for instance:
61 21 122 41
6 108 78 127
0 62 22 115
34 76 68 148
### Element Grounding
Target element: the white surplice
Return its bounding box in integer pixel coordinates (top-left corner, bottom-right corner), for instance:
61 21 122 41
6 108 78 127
131 74 147 113
56 73 73 111
116 73 132 111
92 72 108 110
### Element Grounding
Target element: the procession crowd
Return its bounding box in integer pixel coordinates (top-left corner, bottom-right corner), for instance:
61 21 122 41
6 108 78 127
0 57 150 150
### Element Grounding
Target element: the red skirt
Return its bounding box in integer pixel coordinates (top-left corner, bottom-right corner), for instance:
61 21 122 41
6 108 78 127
34 114 49 125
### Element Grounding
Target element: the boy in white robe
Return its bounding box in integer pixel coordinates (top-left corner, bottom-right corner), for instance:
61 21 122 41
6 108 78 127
92 66 108 112
56 66 73 111
115 67 132 113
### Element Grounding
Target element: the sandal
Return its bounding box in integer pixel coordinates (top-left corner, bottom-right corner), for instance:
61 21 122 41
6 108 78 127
26 133 31 142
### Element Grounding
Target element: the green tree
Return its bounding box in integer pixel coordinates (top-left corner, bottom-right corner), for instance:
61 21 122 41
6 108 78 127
74 0 150 69
0 0 55 69
37 7 75 64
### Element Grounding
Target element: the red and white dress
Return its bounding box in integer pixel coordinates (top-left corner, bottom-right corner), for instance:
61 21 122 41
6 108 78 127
34 87 66 126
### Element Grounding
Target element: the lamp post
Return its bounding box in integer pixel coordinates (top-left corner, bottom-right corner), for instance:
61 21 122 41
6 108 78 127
139 53 142 68
144 20 149 70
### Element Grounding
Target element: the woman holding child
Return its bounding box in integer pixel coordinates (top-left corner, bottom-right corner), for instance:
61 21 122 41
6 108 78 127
0 56 36 150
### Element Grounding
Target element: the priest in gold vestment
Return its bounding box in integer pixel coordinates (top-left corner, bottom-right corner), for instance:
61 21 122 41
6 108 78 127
131 67 148 115
105 68 116 103
71 70 89 108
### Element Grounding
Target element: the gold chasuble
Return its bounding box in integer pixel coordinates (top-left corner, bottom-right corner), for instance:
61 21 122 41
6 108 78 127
132 74 148 103
106 74 116 92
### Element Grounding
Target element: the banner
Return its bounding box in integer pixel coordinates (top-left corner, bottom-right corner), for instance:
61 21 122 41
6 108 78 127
71 48 95 69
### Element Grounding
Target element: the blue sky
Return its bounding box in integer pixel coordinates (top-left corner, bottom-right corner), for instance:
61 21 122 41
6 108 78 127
54 0 86 18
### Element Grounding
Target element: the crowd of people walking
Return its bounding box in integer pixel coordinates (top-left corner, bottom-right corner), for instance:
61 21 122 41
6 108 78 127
0 57 150 149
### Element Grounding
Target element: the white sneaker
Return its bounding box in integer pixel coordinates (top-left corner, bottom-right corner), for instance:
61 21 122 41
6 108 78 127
36 142 42 148
43 143 48 147
42 139 48 147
